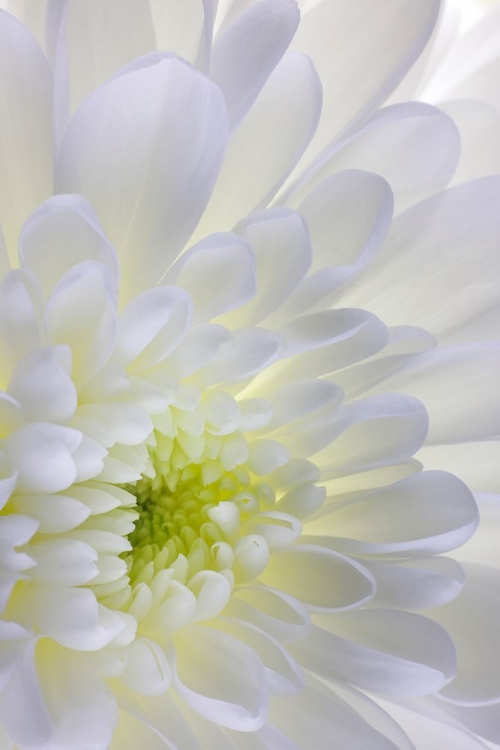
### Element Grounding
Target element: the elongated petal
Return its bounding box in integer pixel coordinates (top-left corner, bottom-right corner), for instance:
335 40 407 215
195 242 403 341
369 344 500 444
305 471 479 558
210 0 300 130
292 610 456 696
288 103 459 215
167 233 256 324
0 11 52 261
341 178 500 342
63 0 156 113
292 0 440 157
196 51 322 239
259 545 375 612
174 626 268 731
57 53 228 298
19 194 119 299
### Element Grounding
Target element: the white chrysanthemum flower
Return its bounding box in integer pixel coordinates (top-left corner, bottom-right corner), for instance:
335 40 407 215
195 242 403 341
0 1 498 749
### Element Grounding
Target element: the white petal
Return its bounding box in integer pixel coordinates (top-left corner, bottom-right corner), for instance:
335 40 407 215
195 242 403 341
228 208 312 327
151 0 213 70
31 587 126 651
162 324 234 380
115 690 200 750
278 179 393 322
439 99 500 186
265 379 339 432
0 515 37 572
0 271 41 386
146 580 196 634
28 539 98 586
434 564 500 705
255 310 389 391
120 637 171 696
19 194 119 299
195 51 322 240
423 6 500 108
367 557 465 610
57 53 228 298
306 471 479 558
115 286 192 372
341 178 500 342
174 625 268 731
216 619 304 695
245 511 302 550
0 392 22 440
271 679 403 750
4 423 81 494
313 393 429 473
373 700 491 750
45 262 118 388
72 402 152 448
72 436 108 483
210 0 299 131
0 640 51 748
167 233 256 324
295 609 456 696
188 570 232 622
451 494 500 571
434 700 500 747
37 640 118 750
289 103 459 214
197 328 284 387
0 11 52 261
233 534 270 583
291 0 440 157
8 346 77 424
276 483 326 520
259 544 375 612
0 468 18 511
63 0 156 113
331 324 437 401
247 440 290 475
369 344 500 444
225 585 310 643
111 710 180 750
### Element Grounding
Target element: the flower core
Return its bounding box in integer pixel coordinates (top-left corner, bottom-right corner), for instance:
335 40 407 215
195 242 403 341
122 395 282 592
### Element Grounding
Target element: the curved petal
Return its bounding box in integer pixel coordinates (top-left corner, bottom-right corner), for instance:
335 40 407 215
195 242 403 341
57 53 228 298
173 625 268 731
368 344 500 444
434 564 500 705
45 261 118 390
341 178 500 343
294 609 456 696
0 10 52 262
210 0 300 130
195 51 322 240
271 678 404 749
312 393 429 473
306 471 478 558
167 233 256 324
226 208 312 327
287 103 460 215
291 0 440 157
0 271 42 387
8 346 77 424
4 423 81 494
19 194 119 299
367 556 465 610
115 286 192 371
259 544 376 612
62 0 156 114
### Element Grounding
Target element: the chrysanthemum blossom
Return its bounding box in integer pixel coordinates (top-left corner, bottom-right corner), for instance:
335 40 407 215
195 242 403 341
0 1 499 749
